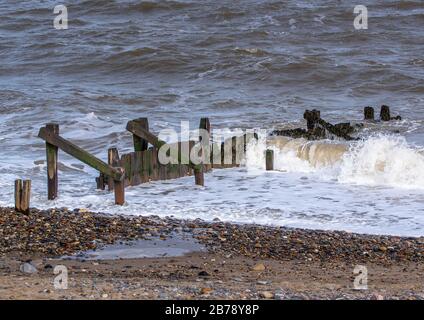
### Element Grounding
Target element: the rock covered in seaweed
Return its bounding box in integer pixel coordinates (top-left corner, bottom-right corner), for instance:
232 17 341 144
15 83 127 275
271 109 358 141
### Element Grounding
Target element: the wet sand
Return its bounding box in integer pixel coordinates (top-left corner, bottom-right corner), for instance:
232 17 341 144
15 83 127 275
1 207 423 300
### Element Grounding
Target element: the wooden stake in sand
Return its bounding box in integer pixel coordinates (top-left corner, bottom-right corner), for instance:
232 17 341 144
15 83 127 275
266 149 274 171
45 123 59 200
15 179 31 214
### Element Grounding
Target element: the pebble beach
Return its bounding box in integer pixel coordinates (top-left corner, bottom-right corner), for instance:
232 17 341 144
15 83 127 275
1 207 423 300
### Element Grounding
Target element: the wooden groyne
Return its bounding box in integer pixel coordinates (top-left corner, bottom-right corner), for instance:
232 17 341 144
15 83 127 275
38 117 247 206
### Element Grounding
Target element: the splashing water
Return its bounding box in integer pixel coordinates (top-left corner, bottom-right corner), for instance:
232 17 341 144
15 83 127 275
264 134 424 190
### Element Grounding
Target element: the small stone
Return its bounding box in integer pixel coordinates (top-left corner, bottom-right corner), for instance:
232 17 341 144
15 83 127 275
259 291 274 299
198 271 210 277
371 294 384 300
201 287 213 295
274 291 286 300
20 263 38 274
252 263 266 272
102 293 108 298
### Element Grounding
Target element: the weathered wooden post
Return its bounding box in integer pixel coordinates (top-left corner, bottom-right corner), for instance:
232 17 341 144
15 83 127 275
113 168 125 205
364 107 375 121
106 151 125 204
265 149 274 171
199 117 211 172
199 118 211 136
14 179 22 212
107 148 120 191
15 179 31 214
380 105 391 121
193 117 209 186
132 118 149 151
194 167 204 186
45 123 59 200
21 180 31 214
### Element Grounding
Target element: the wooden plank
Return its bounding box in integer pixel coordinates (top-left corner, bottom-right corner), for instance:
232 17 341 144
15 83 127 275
45 123 59 200
146 149 153 178
210 141 221 169
171 164 179 179
266 149 274 171
165 163 171 180
179 163 186 178
132 152 142 185
38 126 124 181
130 152 139 186
14 179 22 212
159 162 166 181
21 180 31 215
142 151 149 183
151 148 159 181
126 121 164 149
120 154 131 187
132 118 149 151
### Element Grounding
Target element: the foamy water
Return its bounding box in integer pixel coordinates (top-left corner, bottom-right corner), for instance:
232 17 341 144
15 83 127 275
1 122 424 237
1 0 424 236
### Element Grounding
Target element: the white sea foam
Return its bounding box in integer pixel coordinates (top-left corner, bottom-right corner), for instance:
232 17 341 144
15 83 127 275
262 134 424 190
339 135 424 189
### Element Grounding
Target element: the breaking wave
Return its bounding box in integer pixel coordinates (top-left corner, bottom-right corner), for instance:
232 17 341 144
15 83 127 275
247 135 424 189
